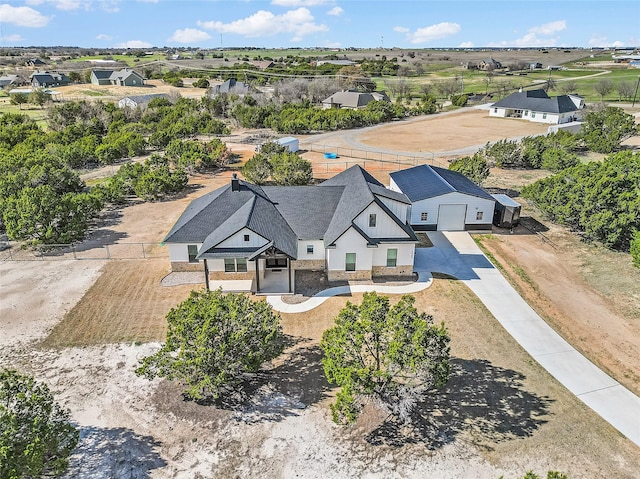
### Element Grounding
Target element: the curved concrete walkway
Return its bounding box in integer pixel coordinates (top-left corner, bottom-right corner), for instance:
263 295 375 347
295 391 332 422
266 271 432 313
421 231 640 447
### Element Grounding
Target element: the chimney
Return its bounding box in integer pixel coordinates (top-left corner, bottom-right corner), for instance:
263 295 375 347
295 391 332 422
519 87 523 92
231 173 240 192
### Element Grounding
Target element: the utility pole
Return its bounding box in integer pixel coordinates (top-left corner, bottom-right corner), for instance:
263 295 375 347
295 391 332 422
632 76 640 107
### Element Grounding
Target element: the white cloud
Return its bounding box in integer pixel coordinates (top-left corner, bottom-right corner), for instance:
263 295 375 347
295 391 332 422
198 8 327 41
326 6 343 16
114 40 153 48
394 26 409 33
490 20 567 47
403 22 460 44
0 4 51 27
324 41 341 48
168 28 211 44
588 35 624 48
26 0 119 12
271 0 331 5
1 34 24 43
459 41 474 48
137 0 158 2
530 20 566 36
96 33 112 41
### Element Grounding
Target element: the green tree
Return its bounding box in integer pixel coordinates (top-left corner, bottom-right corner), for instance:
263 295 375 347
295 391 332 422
320 292 450 425
0 369 79 479
193 77 210 88
136 290 285 401
29 88 51 108
448 153 490 185
540 148 580 172
482 139 523 168
9 93 28 110
581 107 637 153
631 231 640 268
242 152 272 184
270 151 313 186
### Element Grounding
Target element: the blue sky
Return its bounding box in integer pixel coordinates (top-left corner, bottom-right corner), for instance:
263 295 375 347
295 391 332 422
0 0 638 49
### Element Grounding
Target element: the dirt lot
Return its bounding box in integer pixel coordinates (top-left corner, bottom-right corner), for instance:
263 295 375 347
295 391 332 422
54 79 207 102
1 109 639 477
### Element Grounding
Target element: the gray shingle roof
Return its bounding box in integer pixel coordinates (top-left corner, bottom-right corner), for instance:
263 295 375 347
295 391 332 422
321 90 390 108
164 165 416 258
390 165 494 202
492 89 580 114
92 70 113 79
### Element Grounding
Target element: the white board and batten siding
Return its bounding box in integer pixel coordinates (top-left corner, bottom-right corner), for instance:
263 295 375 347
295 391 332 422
327 227 372 271
168 243 203 262
372 243 414 267
408 193 495 231
353 202 410 239
216 227 269 248
376 196 411 225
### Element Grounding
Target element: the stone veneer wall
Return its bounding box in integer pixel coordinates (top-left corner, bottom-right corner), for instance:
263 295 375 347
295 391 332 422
371 266 414 277
290 259 326 270
170 261 205 272
328 269 372 282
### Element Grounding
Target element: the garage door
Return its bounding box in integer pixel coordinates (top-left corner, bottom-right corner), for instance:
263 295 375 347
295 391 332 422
437 204 467 231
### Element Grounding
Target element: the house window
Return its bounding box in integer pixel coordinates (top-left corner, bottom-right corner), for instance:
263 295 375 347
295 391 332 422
187 245 199 263
345 253 356 272
524 110 529 116
532 112 536 118
542 113 547 119
244 234 250 242
420 212 428 221
224 258 247 272
476 211 484 221
307 245 314 254
386 248 397 268
493 108 498 113
369 214 377 227
266 258 287 269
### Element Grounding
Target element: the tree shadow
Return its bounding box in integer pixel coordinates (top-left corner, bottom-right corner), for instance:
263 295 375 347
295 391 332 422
63 426 166 479
216 338 332 423
365 358 553 450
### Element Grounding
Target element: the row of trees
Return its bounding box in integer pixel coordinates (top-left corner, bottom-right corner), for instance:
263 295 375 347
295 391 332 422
522 151 640 252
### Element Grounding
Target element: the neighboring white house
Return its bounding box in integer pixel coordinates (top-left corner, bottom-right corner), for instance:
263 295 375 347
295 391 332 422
389 165 495 231
490 88 585 124
321 90 390 110
164 166 418 293
118 93 170 109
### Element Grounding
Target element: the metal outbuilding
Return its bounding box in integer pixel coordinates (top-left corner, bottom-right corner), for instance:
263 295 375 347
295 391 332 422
491 194 521 228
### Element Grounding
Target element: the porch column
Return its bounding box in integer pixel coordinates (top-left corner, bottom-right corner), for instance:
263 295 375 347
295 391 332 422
288 258 292 293
204 259 210 291
255 257 260 293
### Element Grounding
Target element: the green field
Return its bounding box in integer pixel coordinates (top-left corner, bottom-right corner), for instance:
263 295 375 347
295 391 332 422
72 53 166 66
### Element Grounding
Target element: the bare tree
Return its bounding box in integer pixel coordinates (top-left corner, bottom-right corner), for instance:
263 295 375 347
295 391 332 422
438 79 460 99
419 82 433 97
616 81 635 101
559 80 577 95
594 79 613 101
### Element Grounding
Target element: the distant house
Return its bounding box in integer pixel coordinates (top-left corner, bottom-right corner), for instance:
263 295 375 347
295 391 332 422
30 71 71 88
90 68 144 86
25 58 46 67
489 88 585 124
321 90 390 110
251 61 275 70
209 78 250 96
390 165 495 231
0 74 24 90
164 166 418 293
528 62 543 70
479 57 502 71
118 93 170 109
462 61 479 70
314 59 356 67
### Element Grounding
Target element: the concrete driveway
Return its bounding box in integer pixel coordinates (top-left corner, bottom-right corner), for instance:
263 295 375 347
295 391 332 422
419 231 640 447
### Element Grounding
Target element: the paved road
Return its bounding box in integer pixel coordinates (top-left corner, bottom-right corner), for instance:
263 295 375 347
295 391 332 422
419 231 640 447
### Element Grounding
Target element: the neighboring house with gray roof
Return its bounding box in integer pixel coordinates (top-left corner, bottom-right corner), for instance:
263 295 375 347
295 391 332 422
0 75 23 89
390 165 495 231
321 90 390 110
489 88 585 124
118 93 170 108
209 78 250 96
164 165 418 294
29 71 71 87
90 68 144 86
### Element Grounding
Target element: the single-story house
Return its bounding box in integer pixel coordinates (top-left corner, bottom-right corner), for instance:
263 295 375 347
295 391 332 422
489 89 585 124
118 93 170 109
479 57 502 70
91 68 144 86
528 62 543 70
25 58 46 67
314 59 356 67
29 71 71 88
322 90 390 110
389 165 495 231
251 61 275 70
90 69 113 85
0 75 23 89
163 165 418 293
209 78 250 96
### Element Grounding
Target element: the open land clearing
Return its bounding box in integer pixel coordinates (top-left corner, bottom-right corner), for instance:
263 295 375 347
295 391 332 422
1 108 639 477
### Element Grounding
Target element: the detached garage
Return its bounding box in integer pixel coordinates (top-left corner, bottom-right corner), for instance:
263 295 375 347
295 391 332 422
389 165 495 231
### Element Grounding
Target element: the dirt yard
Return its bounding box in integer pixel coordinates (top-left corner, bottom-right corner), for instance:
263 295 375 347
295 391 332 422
1 109 639 477
53 79 207 102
